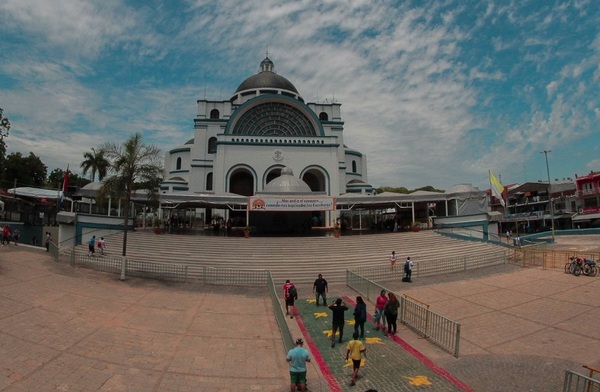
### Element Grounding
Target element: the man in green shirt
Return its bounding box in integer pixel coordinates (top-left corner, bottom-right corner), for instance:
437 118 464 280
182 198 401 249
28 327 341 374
286 338 311 392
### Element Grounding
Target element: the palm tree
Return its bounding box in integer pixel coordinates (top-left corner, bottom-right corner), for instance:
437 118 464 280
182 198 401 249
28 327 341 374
80 148 109 182
98 133 163 264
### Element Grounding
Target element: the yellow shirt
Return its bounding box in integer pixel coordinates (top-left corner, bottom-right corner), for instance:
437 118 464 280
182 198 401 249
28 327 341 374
346 339 365 360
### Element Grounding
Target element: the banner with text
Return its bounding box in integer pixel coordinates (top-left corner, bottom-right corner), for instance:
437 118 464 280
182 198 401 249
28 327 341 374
248 196 335 211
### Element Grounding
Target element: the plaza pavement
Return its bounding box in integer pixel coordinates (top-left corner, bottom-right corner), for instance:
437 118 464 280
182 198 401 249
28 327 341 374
1 237 599 391
0 246 289 391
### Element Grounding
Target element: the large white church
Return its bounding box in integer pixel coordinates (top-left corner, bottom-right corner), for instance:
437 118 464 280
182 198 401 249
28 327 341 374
161 56 373 229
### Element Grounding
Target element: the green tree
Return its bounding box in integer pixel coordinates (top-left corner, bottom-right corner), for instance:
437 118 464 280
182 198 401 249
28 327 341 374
0 108 11 188
98 133 162 261
376 185 445 194
415 185 445 193
376 186 409 194
47 168 90 189
80 148 109 182
4 151 47 187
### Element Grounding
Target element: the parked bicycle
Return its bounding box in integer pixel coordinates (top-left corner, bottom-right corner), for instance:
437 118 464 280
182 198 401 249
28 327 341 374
565 257 581 276
565 257 597 277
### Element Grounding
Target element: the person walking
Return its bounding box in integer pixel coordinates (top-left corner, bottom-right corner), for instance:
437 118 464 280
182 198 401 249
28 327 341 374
88 235 96 256
12 228 20 246
286 338 311 392
97 237 106 255
283 280 297 319
2 224 11 246
373 290 387 332
390 250 397 271
345 332 366 386
329 298 348 347
384 292 400 337
353 296 367 340
45 232 52 252
313 273 328 306
404 256 414 282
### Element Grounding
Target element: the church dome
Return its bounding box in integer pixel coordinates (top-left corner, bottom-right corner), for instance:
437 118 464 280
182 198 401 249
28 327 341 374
261 167 312 194
234 56 299 94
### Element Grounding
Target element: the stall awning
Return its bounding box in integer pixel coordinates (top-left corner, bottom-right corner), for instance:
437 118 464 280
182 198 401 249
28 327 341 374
572 213 600 222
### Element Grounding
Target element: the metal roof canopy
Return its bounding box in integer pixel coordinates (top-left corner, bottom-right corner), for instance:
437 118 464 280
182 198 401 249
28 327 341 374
159 191 472 211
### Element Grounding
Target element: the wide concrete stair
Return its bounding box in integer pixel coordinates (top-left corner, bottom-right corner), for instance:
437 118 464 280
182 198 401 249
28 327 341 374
79 229 507 285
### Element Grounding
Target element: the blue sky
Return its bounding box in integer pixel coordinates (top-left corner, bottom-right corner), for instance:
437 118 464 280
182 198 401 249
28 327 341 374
0 0 598 190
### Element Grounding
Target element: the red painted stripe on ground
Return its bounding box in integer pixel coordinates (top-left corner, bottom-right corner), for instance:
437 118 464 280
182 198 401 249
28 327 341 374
293 306 343 392
343 296 474 392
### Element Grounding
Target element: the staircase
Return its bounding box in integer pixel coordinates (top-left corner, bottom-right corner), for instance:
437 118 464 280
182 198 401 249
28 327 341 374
77 229 506 285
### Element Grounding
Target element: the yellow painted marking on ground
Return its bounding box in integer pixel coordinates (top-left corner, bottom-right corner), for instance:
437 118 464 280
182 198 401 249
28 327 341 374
343 358 366 367
346 319 355 325
323 330 341 338
314 312 328 318
307 298 316 303
364 337 384 344
404 375 432 386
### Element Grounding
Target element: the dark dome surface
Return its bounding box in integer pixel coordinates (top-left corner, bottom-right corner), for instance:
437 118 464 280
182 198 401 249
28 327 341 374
235 72 299 94
234 56 299 94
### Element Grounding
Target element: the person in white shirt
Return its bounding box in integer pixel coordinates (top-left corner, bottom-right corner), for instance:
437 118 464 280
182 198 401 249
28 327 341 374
390 251 397 271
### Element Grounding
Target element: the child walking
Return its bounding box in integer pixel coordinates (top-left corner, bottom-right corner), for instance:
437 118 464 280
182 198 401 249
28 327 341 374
345 332 366 386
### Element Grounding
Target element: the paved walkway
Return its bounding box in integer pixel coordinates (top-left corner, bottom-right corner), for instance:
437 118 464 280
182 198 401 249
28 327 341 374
0 246 289 391
292 295 469 391
1 235 599 391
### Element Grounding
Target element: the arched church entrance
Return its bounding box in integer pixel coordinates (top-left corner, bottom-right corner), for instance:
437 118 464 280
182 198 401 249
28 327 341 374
229 169 255 196
302 168 328 227
302 169 326 192
220 169 255 228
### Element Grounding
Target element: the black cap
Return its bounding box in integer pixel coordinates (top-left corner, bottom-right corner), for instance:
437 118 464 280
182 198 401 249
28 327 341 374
295 338 304 345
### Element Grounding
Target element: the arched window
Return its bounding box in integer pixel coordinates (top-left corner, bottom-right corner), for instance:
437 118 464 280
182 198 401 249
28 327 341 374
208 137 217 154
206 172 213 191
176 157 182 170
319 112 328 121
352 160 357 173
210 109 219 119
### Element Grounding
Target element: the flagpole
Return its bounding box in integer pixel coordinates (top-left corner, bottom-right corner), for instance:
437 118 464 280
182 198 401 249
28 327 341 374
488 169 493 207
488 170 498 240
60 165 69 211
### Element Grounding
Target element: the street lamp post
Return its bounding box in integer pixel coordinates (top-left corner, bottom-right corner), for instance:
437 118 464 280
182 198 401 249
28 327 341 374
542 150 555 241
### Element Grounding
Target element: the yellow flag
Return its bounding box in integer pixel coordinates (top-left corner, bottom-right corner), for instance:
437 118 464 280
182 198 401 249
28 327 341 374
489 170 505 207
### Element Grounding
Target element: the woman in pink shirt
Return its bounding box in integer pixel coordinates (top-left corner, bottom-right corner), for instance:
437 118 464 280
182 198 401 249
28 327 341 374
373 290 387 332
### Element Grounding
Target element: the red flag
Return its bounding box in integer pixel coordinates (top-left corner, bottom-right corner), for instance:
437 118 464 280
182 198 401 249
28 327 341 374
60 165 69 209
62 165 69 193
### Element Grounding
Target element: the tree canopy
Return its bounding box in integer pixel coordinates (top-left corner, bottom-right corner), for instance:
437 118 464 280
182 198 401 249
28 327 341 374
98 133 163 258
80 148 109 182
47 168 90 190
376 185 445 194
4 152 47 188
0 108 11 188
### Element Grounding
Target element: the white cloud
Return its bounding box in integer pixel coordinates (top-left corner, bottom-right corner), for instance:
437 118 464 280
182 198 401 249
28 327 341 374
1 0 599 190
546 81 559 98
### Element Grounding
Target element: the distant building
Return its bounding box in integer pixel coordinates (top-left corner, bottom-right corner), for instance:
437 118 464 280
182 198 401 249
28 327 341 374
495 179 577 234
573 171 600 227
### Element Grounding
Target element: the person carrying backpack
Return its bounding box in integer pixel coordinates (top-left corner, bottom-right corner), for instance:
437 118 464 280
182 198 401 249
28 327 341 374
283 280 298 319
404 256 413 282
353 296 367 340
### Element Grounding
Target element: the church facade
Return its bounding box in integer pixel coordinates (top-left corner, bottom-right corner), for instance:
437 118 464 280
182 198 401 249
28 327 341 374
161 56 372 225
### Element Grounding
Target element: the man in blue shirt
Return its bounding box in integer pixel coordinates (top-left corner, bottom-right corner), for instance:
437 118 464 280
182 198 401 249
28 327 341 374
286 338 311 392
88 235 96 256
